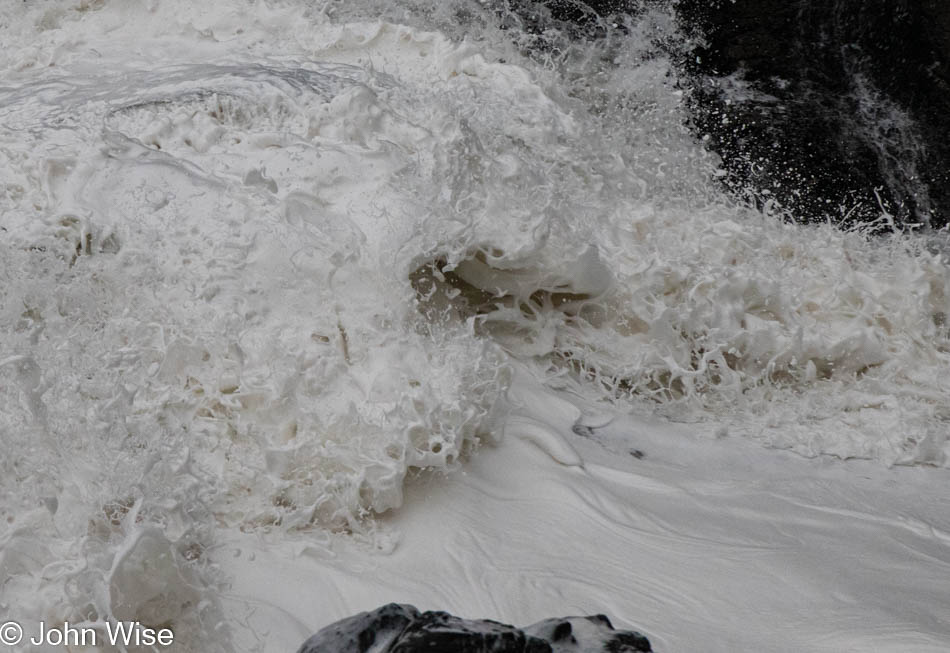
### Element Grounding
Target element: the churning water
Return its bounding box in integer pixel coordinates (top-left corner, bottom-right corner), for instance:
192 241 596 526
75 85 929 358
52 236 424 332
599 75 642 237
2 1 949 650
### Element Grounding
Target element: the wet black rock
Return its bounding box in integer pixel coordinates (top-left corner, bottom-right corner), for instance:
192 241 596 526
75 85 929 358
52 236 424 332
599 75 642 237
524 614 653 652
296 603 652 653
674 0 950 228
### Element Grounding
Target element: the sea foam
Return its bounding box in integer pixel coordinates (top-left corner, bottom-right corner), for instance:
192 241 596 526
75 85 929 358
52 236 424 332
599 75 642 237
2 2 949 651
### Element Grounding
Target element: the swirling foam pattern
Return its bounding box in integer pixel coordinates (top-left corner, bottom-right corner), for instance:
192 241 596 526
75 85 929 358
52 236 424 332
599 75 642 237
2 1 950 651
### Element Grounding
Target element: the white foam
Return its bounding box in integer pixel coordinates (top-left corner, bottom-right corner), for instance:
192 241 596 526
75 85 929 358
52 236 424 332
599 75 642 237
2 1 950 651
221 369 950 652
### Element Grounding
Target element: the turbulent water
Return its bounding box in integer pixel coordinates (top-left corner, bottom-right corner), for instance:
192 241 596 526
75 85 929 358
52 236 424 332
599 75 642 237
2 1 950 651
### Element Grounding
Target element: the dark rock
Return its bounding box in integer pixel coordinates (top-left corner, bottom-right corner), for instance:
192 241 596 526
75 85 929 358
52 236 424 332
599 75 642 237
674 0 950 228
498 1 950 228
297 604 652 653
525 615 653 652
296 603 419 653
392 611 549 653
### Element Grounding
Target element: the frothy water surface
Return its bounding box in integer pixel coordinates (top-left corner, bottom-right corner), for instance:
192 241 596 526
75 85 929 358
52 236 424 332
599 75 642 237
2 1 949 650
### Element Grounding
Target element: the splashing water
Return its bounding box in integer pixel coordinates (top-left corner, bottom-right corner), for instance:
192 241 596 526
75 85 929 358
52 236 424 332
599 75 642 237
2 1 949 650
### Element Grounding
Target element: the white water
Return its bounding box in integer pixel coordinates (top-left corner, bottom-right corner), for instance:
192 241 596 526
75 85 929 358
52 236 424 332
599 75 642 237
1 1 949 651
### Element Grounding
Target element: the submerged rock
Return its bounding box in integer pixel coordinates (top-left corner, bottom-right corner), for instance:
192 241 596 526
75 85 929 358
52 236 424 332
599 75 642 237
296 603 652 653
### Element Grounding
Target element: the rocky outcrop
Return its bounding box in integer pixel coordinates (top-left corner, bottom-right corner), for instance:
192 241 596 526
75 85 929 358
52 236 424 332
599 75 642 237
674 0 950 228
296 603 652 653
